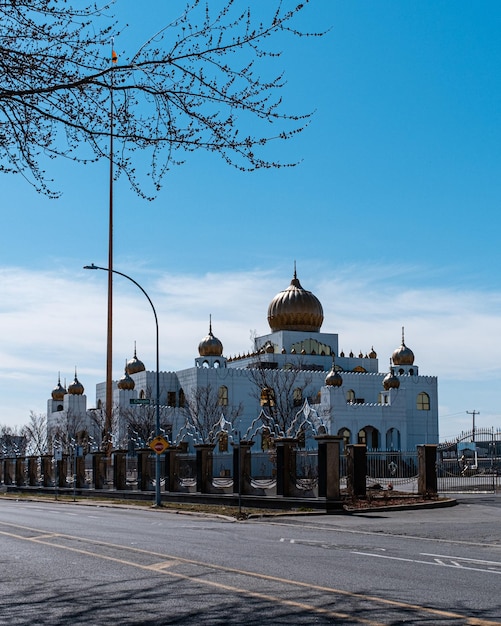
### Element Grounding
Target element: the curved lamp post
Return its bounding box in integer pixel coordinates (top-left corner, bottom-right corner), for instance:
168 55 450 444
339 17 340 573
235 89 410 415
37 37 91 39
84 263 162 507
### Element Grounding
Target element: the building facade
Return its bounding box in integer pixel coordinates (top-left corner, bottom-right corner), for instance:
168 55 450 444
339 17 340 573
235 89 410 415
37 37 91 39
47 271 438 451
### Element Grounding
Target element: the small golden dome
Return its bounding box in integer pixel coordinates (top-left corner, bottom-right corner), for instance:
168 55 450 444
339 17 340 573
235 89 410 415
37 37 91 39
383 367 400 390
267 268 323 332
392 328 414 365
325 361 343 387
198 317 223 357
369 346 377 359
118 365 135 391
51 374 66 401
68 369 84 395
127 344 146 375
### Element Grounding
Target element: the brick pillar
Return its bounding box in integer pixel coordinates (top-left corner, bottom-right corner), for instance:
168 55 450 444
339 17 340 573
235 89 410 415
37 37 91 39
346 444 366 497
137 449 152 491
4 459 13 485
75 456 86 489
15 457 25 487
41 455 53 487
113 451 127 490
315 435 342 501
92 453 105 489
164 447 180 492
275 438 297 497
232 441 254 495
27 456 38 486
57 456 68 488
418 444 438 496
195 444 215 493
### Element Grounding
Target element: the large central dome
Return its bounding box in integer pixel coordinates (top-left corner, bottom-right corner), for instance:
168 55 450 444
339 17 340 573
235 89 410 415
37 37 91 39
267 270 324 332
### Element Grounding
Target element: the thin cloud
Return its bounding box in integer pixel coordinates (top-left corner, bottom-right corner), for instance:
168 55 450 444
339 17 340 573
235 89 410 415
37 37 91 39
0 264 500 439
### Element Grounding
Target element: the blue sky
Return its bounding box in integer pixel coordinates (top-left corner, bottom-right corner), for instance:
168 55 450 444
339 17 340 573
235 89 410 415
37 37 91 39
1 0 501 440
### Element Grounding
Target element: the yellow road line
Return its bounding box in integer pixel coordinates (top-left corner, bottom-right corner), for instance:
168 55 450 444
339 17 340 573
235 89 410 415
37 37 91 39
0 521 499 626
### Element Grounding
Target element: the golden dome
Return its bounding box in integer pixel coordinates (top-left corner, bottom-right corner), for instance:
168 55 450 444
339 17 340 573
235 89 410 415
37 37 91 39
325 360 343 387
392 327 414 365
267 269 323 332
68 369 84 395
51 374 66 401
118 365 135 391
126 344 146 375
383 366 400 390
198 317 223 357
369 347 377 359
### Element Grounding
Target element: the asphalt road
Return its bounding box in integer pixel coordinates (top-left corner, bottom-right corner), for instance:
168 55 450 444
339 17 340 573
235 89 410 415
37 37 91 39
0 495 500 625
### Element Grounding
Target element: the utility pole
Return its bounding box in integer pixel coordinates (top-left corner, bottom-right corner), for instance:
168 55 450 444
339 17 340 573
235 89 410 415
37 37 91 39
466 410 479 442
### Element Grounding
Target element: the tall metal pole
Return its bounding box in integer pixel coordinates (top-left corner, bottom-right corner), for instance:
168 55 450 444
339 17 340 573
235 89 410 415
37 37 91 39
84 264 162 507
105 44 116 454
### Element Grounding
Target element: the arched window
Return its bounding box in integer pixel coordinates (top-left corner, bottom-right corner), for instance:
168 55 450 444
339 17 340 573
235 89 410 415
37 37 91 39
218 386 228 406
359 426 380 449
338 428 351 449
260 387 275 407
346 389 355 403
218 432 228 452
386 428 401 450
139 389 146 399
293 387 303 407
417 392 430 411
179 388 185 408
378 392 389 405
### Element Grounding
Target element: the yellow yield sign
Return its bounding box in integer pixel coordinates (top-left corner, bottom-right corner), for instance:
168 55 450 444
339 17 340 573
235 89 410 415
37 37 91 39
149 435 170 455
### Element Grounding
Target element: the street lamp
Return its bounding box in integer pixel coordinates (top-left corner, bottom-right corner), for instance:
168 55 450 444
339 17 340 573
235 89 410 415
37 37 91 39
84 263 162 507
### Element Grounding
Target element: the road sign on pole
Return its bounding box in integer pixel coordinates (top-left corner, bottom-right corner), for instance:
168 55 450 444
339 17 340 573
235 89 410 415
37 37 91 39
130 398 151 405
149 436 169 455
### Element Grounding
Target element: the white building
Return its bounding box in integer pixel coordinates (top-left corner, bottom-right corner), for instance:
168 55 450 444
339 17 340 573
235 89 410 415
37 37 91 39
47 271 438 451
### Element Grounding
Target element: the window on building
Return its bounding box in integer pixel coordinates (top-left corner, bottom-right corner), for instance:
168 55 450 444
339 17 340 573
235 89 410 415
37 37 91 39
386 428 401 450
218 432 228 452
346 389 355 403
218 386 228 406
179 388 185 408
167 391 176 407
139 389 146 399
338 428 351 450
260 387 275 407
417 392 430 410
293 387 303 407
357 428 366 445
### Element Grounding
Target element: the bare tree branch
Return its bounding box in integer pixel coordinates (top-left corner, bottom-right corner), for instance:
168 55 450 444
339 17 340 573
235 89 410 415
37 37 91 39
0 0 322 198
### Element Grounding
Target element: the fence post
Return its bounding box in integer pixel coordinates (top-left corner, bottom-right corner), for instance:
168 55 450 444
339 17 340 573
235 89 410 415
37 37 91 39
41 455 53 487
113 451 127 490
27 456 38 486
195 444 215 493
315 435 342 503
57 456 68 488
15 457 25 487
275 438 297 497
137 449 152 491
346 444 366 498
4 458 13 485
92 452 105 489
418 444 438 496
232 440 254 496
165 447 179 492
